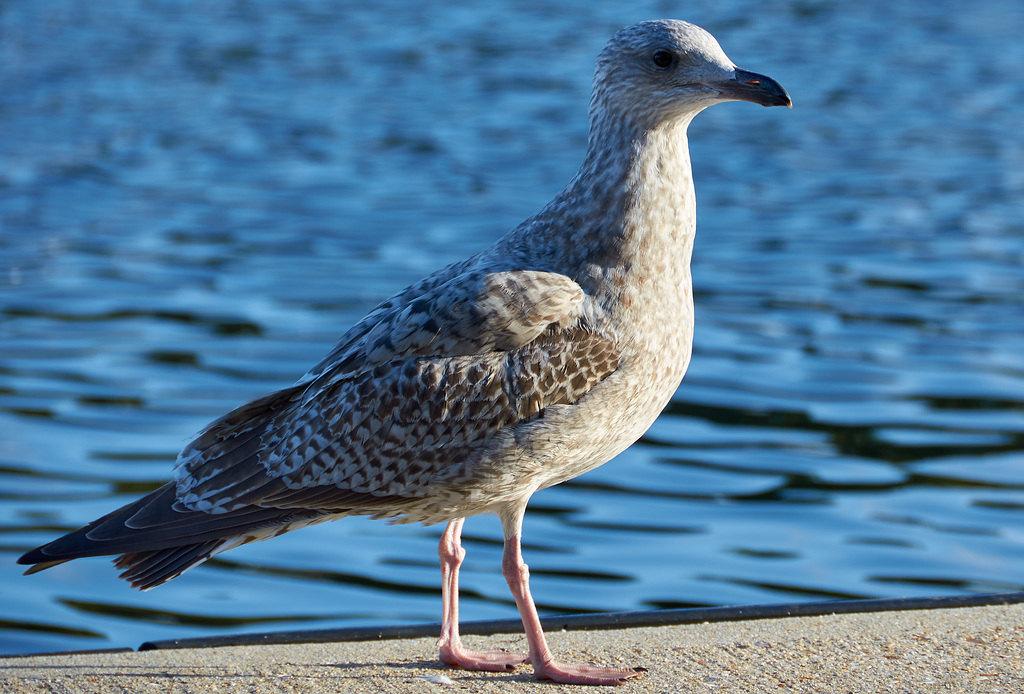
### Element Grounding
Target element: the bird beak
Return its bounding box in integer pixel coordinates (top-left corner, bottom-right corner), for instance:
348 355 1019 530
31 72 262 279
711 68 792 108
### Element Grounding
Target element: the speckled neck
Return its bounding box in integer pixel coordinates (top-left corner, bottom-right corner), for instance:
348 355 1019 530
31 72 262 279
501 115 698 312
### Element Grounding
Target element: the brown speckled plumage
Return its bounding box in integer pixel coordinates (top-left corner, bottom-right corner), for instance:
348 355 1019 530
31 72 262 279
21 20 790 684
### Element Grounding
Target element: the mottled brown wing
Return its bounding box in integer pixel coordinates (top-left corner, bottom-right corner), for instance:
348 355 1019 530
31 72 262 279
174 269 619 515
271 327 618 502
301 268 586 382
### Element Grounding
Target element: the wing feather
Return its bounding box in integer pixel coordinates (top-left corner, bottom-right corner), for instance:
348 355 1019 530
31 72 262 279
19 269 621 582
172 269 619 517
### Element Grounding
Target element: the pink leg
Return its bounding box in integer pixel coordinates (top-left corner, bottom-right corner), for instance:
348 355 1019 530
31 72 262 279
502 529 643 685
436 518 527 671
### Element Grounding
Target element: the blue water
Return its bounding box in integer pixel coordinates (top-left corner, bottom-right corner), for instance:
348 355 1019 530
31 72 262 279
2 0 1024 656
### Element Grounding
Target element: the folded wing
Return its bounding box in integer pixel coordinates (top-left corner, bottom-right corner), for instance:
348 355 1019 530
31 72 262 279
18 269 619 588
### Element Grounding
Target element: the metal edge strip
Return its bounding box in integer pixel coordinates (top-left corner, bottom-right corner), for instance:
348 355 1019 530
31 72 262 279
137 591 1024 651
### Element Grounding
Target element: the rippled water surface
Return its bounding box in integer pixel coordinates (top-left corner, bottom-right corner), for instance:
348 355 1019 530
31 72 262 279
2 0 1024 656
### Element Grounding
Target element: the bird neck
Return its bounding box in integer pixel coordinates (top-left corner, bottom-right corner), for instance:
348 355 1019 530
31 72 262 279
536 116 698 297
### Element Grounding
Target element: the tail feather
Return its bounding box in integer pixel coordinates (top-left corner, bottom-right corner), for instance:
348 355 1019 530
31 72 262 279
73 483 300 549
116 542 209 581
114 540 225 590
18 481 323 588
21 558 71 576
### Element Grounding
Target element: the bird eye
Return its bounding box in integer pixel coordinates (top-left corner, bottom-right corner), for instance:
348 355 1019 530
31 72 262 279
651 50 674 68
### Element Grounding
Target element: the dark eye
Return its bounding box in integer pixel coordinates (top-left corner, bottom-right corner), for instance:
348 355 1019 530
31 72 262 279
651 50 674 68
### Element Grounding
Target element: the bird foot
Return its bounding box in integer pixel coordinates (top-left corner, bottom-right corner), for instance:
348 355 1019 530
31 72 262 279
439 643 528 672
533 659 645 686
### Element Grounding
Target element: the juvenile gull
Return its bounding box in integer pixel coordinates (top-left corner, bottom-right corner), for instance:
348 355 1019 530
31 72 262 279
20 19 790 685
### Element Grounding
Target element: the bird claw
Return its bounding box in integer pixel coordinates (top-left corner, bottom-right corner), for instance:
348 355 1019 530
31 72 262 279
533 660 645 685
439 644 528 672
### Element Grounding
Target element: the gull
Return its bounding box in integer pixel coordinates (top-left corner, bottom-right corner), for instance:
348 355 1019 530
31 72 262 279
20 19 790 685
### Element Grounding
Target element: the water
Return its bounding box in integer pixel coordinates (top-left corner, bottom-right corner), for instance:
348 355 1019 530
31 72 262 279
2 0 1023 656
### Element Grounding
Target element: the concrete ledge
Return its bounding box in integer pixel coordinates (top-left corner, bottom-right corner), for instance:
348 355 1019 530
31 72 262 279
3 603 1023 692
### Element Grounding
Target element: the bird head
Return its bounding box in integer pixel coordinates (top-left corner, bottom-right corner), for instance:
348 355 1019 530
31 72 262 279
589 20 791 133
